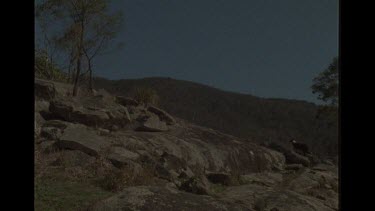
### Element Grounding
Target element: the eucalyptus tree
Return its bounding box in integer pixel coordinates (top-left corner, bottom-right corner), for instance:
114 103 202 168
36 0 123 95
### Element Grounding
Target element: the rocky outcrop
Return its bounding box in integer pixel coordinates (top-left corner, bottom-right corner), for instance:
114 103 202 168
114 124 285 177
49 97 131 130
34 79 338 211
36 80 286 178
89 164 338 211
40 106 286 188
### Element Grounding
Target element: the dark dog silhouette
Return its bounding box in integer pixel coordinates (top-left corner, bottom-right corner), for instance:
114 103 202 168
290 139 309 156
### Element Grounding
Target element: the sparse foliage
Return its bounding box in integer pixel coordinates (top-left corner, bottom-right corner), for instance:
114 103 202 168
132 87 160 106
310 57 338 156
312 57 339 129
35 49 69 82
312 57 339 107
36 0 123 95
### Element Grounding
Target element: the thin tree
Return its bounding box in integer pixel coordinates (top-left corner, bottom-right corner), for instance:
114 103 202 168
36 0 123 96
81 10 123 91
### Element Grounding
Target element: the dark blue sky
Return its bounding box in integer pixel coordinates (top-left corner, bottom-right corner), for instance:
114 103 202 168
36 0 338 104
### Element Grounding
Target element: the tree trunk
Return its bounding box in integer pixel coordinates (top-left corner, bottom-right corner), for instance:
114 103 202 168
72 22 85 96
68 48 75 83
72 56 81 96
88 59 93 92
68 66 71 83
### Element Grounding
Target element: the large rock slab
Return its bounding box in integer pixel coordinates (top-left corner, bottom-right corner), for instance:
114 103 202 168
55 124 111 157
147 106 176 125
35 100 50 113
35 79 56 101
89 186 249 211
284 151 311 167
136 115 169 132
267 142 310 167
49 97 131 130
113 122 285 180
40 126 63 140
107 147 141 168
42 119 71 130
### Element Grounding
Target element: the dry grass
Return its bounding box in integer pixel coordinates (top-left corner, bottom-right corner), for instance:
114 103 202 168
35 144 58 180
35 175 113 211
131 87 160 106
94 163 156 192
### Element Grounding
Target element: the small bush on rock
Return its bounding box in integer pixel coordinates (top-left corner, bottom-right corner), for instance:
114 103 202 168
131 87 160 106
94 164 155 192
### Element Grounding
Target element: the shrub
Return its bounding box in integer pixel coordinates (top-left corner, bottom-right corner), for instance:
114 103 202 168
35 50 69 83
131 87 160 106
94 164 155 192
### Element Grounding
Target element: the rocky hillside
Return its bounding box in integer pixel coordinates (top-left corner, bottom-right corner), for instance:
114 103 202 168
34 78 338 211
93 77 338 158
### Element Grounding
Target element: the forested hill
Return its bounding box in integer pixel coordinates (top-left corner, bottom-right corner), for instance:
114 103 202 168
93 77 338 157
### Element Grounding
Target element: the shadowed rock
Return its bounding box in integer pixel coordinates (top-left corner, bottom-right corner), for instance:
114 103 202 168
55 124 111 157
40 127 63 140
206 171 231 186
148 105 176 125
136 115 169 132
35 79 56 101
267 142 310 167
42 120 71 129
284 151 310 167
116 96 139 107
285 164 304 171
179 176 211 195
49 97 131 130
107 147 140 168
